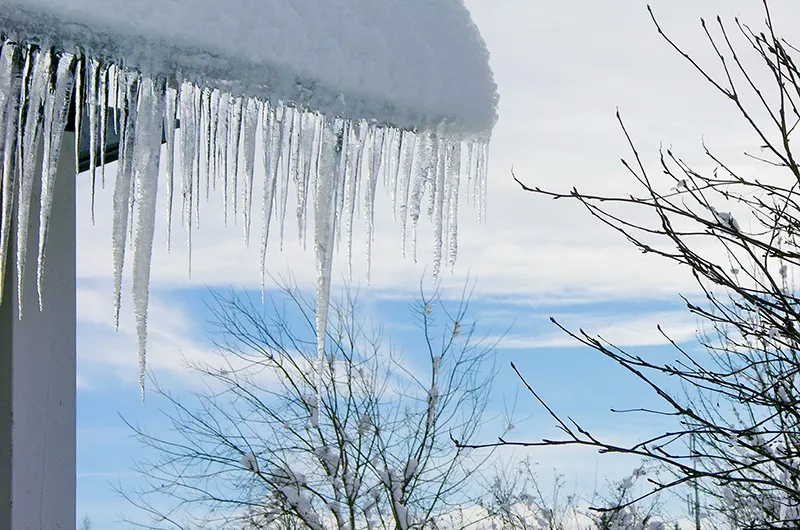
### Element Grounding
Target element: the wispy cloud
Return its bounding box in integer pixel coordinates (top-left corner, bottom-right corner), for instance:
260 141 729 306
493 309 699 349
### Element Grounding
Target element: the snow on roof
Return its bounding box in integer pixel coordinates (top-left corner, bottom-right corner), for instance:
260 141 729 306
0 0 497 136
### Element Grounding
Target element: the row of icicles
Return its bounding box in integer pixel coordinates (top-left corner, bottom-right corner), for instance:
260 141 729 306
0 40 490 399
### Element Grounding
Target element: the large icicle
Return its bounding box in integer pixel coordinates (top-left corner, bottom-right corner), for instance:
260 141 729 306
314 117 340 368
364 126 382 282
130 76 165 400
260 102 279 295
111 71 139 330
0 43 22 308
15 48 51 318
179 82 197 275
36 52 75 309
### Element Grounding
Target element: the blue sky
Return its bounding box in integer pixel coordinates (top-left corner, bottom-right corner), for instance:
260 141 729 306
73 0 800 527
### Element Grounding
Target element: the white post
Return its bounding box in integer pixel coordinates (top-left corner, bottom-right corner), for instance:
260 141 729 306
0 131 77 530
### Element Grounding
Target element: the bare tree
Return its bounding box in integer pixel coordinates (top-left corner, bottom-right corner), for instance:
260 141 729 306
480 459 669 530
122 279 499 530
463 2 800 529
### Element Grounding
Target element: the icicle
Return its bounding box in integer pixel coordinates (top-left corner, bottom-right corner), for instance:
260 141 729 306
446 142 461 271
390 129 403 221
179 82 196 275
399 131 417 257
344 121 365 278
334 121 351 251
164 84 177 251
98 63 109 187
87 58 100 223
465 142 475 205
277 104 293 249
241 98 259 246
306 112 324 249
111 72 138 330
73 55 83 177
111 71 139 330
314 117 340 377
364 126 382 283
0 43 21 304
408 134 432 262
131 76 166 401
37 52 76 309
479 143 489 222
202 88 212 201
260 102 279 297
192 85 202 230
228 96 243 223
297 110 316 245
216 92 230 223
431 136 446 282
209 89 220 191
291 107 305 243
0 43 22 308
16 48 51 318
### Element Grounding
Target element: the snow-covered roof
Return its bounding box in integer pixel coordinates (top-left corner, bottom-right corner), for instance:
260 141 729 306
0 0 497 136
0 0 497 399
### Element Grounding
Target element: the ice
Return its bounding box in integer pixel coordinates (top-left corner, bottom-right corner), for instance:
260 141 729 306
278 105 293 250
216 93 230 223
111 70 138 330
130 76 164 400
37 51 75 309
260 102 280 295
179 82 196 274
364 126 382 283
163 85 177 251
15 48 51 318
97 63 108 187
431 138 446 282
241 98 258 245
0 0 496 393
72 57 82 176
314 118 340 367
0 43 22 308
446 142 461 270
87 58 99 222
228 96 243 223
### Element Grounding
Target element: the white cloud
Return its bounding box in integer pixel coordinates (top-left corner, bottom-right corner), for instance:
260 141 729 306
495 309 700 349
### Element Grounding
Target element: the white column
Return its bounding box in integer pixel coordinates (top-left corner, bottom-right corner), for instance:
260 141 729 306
0 131 77 530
